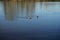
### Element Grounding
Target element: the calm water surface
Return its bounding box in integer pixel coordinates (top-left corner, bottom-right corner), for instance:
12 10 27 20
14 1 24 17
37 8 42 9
0 1 60 40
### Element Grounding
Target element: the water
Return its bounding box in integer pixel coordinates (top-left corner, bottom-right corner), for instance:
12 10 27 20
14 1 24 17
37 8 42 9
0 1 60 40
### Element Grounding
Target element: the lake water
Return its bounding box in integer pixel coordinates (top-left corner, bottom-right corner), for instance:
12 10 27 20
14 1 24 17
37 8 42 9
0 1 60 40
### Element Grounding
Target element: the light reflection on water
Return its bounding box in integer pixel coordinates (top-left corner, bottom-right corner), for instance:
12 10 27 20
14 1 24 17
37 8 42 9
0 1 60 40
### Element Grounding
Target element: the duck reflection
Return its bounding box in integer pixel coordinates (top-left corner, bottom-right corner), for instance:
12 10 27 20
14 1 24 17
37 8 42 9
3 1 35 21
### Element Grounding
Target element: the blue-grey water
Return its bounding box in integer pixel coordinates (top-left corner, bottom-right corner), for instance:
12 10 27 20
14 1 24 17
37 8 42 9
0 1 60 40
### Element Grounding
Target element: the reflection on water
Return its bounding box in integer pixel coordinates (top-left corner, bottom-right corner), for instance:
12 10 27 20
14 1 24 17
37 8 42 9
0 1 60 40
3 1 60 21
3 1 60 20
4 1 56 21
3 1 36 21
